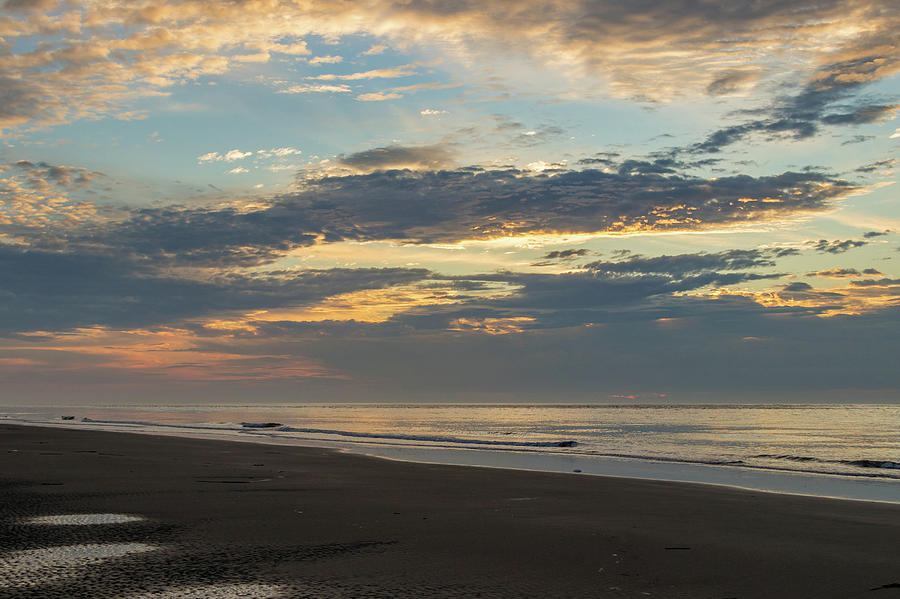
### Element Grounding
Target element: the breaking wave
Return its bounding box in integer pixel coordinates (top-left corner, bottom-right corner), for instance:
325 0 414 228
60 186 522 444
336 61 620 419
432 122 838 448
755 454 900 471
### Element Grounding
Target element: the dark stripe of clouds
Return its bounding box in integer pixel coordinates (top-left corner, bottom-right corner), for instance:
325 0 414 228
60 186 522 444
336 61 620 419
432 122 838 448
31 167 854 268
0 246 787 335
0 244 429 334
251 250 791 336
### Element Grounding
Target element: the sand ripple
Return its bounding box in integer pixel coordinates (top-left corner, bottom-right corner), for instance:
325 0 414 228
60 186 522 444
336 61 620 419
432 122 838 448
24 513 146 525
0 543 157 587
125 583 287 598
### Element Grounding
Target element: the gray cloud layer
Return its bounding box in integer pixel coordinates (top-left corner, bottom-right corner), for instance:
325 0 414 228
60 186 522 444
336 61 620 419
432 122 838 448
30 165 851 270
0 244 428 333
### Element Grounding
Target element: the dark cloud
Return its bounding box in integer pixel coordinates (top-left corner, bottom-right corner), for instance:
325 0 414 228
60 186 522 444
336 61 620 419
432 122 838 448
783 282 814 292
690 53 899 153
577 157 617 166
228 287 900 398
855 160 896 174
18 164 854 268
777 282 845 303
531 248 590 265
770 247 801 258
806 268 864 278
543 249 589 260
583 249 779 277
863 230 891 238
850 278 900 288
6 160 104 188
371 249 789 334
0 244 429 333
277 167 852 245
1 0 57 10
336 144 455 172
807 238 868 254
287 304 900 398
5 237 896 397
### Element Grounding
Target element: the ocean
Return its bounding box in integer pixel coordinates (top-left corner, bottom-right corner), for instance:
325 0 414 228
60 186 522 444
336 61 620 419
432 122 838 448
3 403 898 502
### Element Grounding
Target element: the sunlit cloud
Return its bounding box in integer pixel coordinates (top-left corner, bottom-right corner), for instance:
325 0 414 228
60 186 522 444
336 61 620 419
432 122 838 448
1 327 346 382
277 83 353 94
1 0 896 133
356 91 403 102
308 55 344 65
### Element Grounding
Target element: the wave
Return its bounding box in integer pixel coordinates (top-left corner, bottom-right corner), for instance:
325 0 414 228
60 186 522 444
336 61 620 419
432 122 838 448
269 426 578 448
80 418 235 432
845 459 900 470
583 452 900 480
76 418 579 449
754 454 900 471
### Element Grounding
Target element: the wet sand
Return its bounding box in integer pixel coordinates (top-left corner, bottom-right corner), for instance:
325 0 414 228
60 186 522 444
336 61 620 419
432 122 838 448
1 423 898 598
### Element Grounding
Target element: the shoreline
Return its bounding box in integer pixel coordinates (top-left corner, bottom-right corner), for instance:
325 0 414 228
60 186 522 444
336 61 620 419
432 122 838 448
2 423 900 598
4 418 899 505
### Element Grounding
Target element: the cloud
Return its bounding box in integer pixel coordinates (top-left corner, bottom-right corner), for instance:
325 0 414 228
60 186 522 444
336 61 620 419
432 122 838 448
277 84 352 94
706 69 762 96
807 238 868 253
256 147 302 158
336 144 455 172
420 109 448 116
0 242 431 333
272 41 311 56
7 156 858 273
690 53 900 153
280 165 853 244
308 55 343 65
308 63 422 81
583 249 780 277
362 44 388 56
850 277 900 288
356 92 403 102
531 248 590 266
198 150 254 163
224 248 794 352
2 0 897 133
229 304 897 399
855 159 896 174
3 234 897 395
2 0 59 11
0 161 103 229
14 163 851 271
805 268 869 278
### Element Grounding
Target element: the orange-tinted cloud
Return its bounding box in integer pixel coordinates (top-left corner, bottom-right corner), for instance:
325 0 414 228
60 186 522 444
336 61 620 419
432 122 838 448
1 0 897 132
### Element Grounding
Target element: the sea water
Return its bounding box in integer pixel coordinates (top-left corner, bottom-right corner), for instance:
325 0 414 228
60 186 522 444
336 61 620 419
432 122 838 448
3 403 898 502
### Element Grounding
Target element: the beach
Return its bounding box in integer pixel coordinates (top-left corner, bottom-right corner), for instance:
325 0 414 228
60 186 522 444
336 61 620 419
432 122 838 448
1 423 898 598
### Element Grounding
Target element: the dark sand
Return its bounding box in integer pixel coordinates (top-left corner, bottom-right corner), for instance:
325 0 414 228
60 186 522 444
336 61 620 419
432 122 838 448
1 423 898 598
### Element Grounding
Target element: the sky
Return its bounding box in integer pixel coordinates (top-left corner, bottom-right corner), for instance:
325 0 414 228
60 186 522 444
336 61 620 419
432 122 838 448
1 0 899 404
